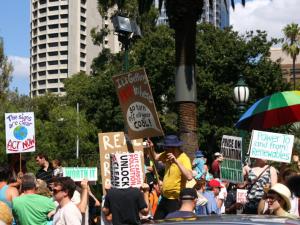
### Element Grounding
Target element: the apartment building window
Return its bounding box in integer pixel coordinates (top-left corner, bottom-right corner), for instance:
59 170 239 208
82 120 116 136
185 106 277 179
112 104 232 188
33 28 37 36
32 91 37 96
61 42 68 46
33 2 38 9
48 70 58 74
80 61 86 67
81 7 86 14
48 24 58 29
32 73 37 79
60 14 68 19
48 88 58 93
49 15 59 20
38 80 46 85
80 52 86 58
49 33 58 38
39 53 46 58
60 23 68 28
48 79 58 83
38 89 46 95
60 69 67 73
33 81 37 88
48 51 58 56
61 5 68 10
80 25 86 31
81 16 86 23
39 26 46 31
38 44 46 49
80 34 86 40
38 71 46 76
32 46 37 54
60 88 66 92
49 0 59 2
80 43 86 49
32 37 37 44
38 62 46 67
81 0 86 4
48 61 58 65
60 78 66 82
39 8 47 13
60 60 68 64
60 51 68 55
39 0 47 5
33 11 37 18
60 32 68 37
39 17 47 23
49 6 59 11
39 35 46 40
48 42 59 47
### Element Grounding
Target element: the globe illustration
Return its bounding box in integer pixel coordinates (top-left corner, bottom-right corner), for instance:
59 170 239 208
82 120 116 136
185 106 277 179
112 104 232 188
13 125 28 141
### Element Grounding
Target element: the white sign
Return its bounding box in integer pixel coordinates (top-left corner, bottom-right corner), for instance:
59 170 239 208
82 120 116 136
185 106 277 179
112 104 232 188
236 189 248 204
5 112 35 154
110 153 143 189
62 167 98 181
249 130 294 163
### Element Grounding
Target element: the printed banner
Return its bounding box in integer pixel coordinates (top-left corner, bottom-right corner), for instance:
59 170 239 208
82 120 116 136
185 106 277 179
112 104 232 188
5 112 35 154
110 153 143 189
220 135 243 183
236 189 248 204
112 68 164 139
63 167 98 181
249 130 294 163
98 132 144 193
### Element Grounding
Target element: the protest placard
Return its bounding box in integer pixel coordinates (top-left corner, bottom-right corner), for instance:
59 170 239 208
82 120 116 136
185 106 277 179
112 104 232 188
236 189 248 204
112 68 164 139
220 135 243 183
249 130 294 163
5 112 35 154
98 132 144 193
110 153 143 189
62 167 98 181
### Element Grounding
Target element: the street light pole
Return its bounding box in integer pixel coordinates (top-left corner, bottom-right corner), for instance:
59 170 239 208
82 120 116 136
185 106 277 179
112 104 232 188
234 75 249 163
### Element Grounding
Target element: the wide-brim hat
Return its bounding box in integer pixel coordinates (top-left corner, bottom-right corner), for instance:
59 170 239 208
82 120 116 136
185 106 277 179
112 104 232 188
269 183 291 211
195 150 204 158
157 135 183 147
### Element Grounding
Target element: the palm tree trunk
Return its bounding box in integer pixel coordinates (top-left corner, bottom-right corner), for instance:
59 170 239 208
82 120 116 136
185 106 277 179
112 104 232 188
174 14 198 159
293 57 296 90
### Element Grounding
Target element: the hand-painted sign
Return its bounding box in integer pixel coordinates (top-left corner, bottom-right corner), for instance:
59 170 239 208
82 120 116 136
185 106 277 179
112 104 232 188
220 135 243 183
236 189 248 204
110 153 143 189
5 112 35 154
249 130 294 163
112 68 164 139
63 167 98 181
98 132 144 193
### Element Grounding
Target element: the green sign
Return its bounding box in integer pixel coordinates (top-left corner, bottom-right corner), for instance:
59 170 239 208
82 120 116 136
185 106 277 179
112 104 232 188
220 135 243 183
62 167 98 181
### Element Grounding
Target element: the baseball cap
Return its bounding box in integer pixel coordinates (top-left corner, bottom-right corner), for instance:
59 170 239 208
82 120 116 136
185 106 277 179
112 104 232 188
179 188 198 200
208 179 223 188
214 152 222 157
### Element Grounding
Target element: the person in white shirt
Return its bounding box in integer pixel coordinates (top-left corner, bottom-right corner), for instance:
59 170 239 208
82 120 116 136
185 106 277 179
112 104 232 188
52 177 82 225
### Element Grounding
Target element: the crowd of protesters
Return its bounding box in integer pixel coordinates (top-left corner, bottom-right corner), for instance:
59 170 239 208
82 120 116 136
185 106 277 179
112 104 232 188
1 135 300 225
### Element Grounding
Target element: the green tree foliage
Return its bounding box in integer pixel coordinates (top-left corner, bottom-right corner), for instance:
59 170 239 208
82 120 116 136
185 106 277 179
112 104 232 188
0 38 13 101
282 23 300 90
196 24 289 154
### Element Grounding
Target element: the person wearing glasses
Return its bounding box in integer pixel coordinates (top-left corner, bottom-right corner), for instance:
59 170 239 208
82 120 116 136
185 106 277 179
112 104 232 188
260 183 298 219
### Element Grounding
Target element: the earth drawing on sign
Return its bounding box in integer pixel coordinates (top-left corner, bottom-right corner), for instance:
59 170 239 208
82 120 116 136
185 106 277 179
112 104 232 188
13 125 28 141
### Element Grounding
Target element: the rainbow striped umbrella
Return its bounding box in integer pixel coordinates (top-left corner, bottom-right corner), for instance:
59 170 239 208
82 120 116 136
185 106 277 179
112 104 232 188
235 91 300 130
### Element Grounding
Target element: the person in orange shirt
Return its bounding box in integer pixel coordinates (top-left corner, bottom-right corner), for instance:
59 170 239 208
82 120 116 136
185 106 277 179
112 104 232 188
149 180 162 217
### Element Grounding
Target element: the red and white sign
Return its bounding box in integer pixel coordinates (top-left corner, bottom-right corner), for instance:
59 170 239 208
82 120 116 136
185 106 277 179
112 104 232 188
236 189 248 204
110 153 143 189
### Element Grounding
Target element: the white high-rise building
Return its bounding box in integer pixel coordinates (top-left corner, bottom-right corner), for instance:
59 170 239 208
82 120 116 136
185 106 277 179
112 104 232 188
30 0 119 97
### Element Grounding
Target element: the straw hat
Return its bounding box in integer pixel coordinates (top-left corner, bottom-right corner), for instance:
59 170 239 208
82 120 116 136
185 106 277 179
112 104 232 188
269 183 292 211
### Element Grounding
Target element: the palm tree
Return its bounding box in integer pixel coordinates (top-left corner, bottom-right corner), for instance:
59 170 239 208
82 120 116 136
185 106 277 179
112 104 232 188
282 23 300 90
98 0 245 158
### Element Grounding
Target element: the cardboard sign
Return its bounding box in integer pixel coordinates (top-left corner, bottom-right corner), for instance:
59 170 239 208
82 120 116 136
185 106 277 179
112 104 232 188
249 130 294 163
110 153 143 188
236 189 248 204
220 135 243 183
98 132 144 193
112 68 164 139
63 167 98 181
5 112 35 154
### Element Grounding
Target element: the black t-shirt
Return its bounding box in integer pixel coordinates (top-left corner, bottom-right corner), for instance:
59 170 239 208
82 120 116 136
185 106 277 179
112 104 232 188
104 187 147 225
36 166 53 184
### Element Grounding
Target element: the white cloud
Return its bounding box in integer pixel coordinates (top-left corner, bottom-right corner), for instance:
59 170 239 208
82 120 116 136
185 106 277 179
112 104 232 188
8 56 29 78
230 0 300 39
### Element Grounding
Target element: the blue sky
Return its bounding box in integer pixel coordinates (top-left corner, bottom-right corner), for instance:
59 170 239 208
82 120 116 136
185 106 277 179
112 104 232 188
0 0 299 96
0 0 30 95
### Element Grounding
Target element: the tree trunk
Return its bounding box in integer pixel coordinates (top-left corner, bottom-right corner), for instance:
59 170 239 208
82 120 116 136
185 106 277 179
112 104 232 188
174 13 198 160
293 57 296 90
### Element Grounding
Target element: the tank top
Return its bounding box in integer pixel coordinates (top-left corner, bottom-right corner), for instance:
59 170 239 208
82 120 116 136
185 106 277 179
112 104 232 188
247 166 271 201
0 184 12 209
